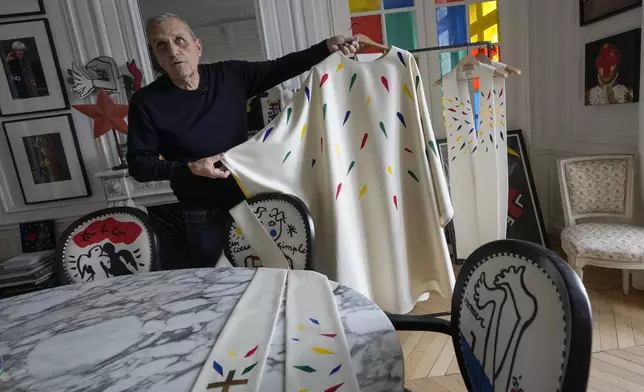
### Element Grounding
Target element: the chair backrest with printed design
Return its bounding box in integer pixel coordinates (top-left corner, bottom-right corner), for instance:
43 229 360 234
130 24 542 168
225 193 315 270
56 207 160 284
452 240 591 392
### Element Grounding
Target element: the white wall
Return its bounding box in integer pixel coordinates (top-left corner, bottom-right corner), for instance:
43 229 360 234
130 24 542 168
0 0 157 260
138 0 263 62
528 0 642 233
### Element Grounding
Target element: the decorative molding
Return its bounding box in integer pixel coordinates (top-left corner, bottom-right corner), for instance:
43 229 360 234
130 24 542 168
104 178 128 198
132 180 171 191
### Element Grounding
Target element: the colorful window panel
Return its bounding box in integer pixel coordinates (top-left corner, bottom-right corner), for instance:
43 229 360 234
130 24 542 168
469 1 499 44
385 11 417 50
349 0 418 51
434 1 500 47
351 15 384 53
436 5 467 46
349 0 381 13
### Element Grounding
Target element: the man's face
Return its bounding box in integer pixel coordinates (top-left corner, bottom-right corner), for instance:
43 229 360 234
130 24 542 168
596 44 620 84
14 49 25 60
148 19 202 82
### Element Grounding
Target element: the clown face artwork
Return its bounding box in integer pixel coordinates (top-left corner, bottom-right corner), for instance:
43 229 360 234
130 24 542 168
585 29 641 106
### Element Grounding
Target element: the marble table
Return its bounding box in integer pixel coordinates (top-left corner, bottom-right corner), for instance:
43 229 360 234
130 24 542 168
0 268 403 391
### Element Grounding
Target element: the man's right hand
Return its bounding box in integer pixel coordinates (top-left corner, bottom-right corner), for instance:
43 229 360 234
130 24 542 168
188 154 231 179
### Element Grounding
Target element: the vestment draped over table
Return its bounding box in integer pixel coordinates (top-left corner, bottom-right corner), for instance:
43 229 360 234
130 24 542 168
222 47 454 314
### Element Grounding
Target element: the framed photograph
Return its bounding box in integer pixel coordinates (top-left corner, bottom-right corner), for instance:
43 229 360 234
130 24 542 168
584 29 641 106
20 219 56 253
0 19 69 116
2 113 91 204
0 1 44 19
580 0 642 26
437 130 549 255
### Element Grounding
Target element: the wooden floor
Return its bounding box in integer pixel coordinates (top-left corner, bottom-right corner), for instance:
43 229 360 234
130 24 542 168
400 266 644 391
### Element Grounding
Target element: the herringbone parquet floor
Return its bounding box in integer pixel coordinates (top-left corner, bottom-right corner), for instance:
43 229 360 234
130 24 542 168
401 266 644 391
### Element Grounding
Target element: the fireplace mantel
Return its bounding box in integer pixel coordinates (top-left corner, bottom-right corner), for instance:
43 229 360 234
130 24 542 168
96 169 177 211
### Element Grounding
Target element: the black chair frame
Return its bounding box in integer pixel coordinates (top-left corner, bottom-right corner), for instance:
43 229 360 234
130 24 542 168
389 239 592 392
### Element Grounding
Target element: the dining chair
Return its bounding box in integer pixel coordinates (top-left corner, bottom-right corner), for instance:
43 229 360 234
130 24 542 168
557 154 644 294
56 206 160 284
224 193 316 270
391 239 592 392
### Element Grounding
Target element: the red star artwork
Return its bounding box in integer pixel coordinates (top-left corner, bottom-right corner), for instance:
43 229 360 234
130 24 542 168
72 88 129 138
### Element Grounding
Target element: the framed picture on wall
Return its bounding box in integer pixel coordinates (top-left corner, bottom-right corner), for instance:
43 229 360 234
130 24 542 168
2 114 91 204
0 1 44 19
580 0 642 26
584 29 641 106
436 130 549 255
0 19 69 116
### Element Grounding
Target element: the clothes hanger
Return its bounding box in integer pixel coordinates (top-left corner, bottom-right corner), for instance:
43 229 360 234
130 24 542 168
355 34 390 53
432 54 507 87
474 53 522 76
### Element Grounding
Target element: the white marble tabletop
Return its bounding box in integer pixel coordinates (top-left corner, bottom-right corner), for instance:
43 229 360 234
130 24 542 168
0 268 403 391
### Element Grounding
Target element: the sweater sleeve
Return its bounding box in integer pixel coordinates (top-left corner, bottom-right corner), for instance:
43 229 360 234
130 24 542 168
126 95 192 182
227 40 330 97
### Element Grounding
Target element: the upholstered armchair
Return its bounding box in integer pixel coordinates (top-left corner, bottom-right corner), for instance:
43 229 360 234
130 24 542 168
557 155 644 294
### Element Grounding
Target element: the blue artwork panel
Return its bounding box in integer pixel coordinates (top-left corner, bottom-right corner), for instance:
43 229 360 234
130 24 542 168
436 5 467 46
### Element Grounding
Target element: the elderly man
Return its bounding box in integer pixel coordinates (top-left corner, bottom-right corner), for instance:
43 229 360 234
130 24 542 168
6 40 48 99
127 13 359 269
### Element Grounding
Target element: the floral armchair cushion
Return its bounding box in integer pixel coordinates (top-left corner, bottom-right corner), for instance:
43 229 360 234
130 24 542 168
564 159 627 215
561 223 644 262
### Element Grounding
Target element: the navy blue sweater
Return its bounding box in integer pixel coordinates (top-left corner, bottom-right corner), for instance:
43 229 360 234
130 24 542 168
127 40 331 209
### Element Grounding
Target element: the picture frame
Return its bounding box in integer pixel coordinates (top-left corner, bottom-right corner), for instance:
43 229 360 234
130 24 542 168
0 18 69 116
437 130 549 256
2 113 91 204
584 29 641 106
0 1 44 19
20 219 56 253
580 0 642 26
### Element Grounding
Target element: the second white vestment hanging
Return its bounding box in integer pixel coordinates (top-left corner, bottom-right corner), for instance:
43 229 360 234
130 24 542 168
441 62 508 259
222 47 455 314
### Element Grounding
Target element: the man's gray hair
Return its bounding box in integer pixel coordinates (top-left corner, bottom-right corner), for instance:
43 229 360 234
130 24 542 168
145 13 196 39
12 41 27 51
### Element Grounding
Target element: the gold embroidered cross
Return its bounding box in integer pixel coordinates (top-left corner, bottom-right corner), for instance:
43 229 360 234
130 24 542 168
207 370 249 392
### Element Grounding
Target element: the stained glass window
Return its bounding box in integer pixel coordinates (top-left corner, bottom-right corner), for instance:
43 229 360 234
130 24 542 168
349 0 381 13
469 1 499 43
348 0 419 52
385 12 417 50
439 50 466 76
435 0 464 3
436 6 467 46
383 0 414 9
350 15 384 53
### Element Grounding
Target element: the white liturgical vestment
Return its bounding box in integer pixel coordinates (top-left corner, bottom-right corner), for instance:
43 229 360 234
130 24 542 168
222 47 455 314
441 62 508 260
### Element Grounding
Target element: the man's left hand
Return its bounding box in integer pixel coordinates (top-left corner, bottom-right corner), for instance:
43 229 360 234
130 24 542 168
326 35 360 56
